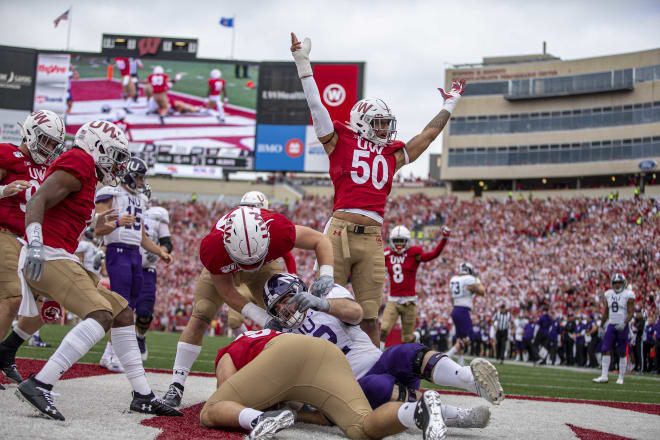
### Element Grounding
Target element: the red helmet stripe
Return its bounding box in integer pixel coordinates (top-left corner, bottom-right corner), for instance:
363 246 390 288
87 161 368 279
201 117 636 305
241 208 252 257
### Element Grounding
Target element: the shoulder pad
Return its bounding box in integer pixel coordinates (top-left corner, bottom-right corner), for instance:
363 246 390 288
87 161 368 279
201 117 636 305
408 246 423 256
147 206 170 224
95 185 120 199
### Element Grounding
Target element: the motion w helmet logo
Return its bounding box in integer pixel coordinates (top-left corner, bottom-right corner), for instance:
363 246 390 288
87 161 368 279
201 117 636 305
323 83 346 107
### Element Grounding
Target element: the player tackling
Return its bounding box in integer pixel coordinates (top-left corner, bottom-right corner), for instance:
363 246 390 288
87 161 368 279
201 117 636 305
291 32 466 344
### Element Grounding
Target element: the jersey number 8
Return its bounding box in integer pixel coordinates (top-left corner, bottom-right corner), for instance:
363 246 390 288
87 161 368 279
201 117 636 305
392 263 404 283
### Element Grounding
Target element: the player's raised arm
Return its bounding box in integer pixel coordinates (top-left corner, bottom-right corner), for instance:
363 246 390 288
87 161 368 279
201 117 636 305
395 79 467 172
417 226 451 262
290 32 337 153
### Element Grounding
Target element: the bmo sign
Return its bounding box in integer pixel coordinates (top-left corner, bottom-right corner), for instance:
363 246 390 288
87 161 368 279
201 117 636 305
323 83 346 107
255 124 306 171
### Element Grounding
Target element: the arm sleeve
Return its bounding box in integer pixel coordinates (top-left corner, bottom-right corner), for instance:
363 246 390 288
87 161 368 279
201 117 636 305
282 251 297 274
419 238 448 262
301 76 334 139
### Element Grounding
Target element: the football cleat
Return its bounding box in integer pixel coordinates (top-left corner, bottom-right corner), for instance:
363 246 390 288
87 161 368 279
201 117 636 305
0 383 5 390
592 376 608 383
249 409 296 439
0 344 24 383
137 336 148 361
100 355 125 373
616 377 624 385
414 391 447 440
470 358 504 405
130 391 183 416
1 363 23 384
16 377 64 421
162 382 184 407
28 335 52 348
445 406 490 429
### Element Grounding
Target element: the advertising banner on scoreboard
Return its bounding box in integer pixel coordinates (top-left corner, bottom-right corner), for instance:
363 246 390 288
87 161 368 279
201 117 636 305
255 124 307 171
312 64 360 124
0 46 37 111
33 53 70 115
0 109 30 144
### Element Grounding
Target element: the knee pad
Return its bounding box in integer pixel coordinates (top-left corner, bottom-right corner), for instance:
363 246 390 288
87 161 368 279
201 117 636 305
192 298 220 324
413 348 447 381
135 315 153 334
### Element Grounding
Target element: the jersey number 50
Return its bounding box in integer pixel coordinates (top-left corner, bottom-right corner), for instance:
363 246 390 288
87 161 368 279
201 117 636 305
351 150 388 190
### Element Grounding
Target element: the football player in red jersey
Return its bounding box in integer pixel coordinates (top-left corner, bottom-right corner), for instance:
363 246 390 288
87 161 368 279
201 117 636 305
115 57 142 102
201 330 448 440
381 226 451 348
15 121 182 420
145 65 182 124
161 205 334 408
206 68 228 122
290 32 466 345
0 110 65 385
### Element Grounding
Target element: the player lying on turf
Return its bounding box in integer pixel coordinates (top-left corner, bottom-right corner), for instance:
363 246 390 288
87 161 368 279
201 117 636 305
202 330 449 440
264 273 502 428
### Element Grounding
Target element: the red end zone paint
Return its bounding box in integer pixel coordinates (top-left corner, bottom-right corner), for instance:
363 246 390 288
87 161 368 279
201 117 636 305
567 423 635 440
142 402 245 440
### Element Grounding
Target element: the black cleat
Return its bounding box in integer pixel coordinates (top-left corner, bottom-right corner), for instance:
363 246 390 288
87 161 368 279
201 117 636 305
130 391 183 416
16 377 65 421
1 383 5 390
414 391 447 440
249 409 296 439
162 382 183 407
1 363 23 384
0 344 24 383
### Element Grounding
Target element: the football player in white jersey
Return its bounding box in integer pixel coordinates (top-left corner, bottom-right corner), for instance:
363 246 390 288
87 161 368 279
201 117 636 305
446 263 485 366
75 227 105 277
94 157 173 366
265 273 502 429
138 197 172 361
593 273 635 385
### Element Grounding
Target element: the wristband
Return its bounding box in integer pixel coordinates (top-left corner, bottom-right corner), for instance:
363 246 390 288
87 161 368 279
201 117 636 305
319 264 334 278
0 185 7 198
26 222 43 245
115 219 120 228
442 98 459 114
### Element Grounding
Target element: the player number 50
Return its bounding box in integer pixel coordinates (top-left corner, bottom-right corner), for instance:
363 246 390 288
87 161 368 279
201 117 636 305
351 150 388 190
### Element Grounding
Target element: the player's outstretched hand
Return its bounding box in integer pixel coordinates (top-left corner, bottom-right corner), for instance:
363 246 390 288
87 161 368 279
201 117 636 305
118 214 136 227
1 180 30 197
288 292 329 313
310 275 334 297
441 226 451 237
438 79 467 113
290 32 312 78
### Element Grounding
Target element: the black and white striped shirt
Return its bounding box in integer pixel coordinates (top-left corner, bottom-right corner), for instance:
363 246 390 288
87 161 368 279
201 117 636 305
494 311 511 332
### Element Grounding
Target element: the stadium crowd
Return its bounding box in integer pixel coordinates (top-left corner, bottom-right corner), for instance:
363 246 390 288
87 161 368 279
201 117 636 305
147 193 660 369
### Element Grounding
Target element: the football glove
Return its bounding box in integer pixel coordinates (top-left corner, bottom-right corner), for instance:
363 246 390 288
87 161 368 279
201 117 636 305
146 252 159 264
264 319 283 331
24 242 45 282
441 226 451 237
291 33 313 78
310 275 334 298
288 292 329 313
438 79 467 114
93 251 106 270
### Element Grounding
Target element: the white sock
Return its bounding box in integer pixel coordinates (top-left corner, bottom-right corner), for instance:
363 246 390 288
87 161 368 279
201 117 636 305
440 404 458 426
111 325 151 395
457 355 464 366
171 341 202 387
446 346 458 357
601 355 611 378
102 341 113 359
397 402 418 430
238 408 263 430
432 357 477 394
36 319 105 385
380 341 386 351
619 358 627 378
13 325 32 341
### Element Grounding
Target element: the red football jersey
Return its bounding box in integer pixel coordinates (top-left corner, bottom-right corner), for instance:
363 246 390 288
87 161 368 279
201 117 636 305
215 329 282 370
0 144 49 236
148 73 170 94
115 58 130 76
384 246 423 297
329 121 404 220
208 78 226 96
40 148 97 254
200 209 297 275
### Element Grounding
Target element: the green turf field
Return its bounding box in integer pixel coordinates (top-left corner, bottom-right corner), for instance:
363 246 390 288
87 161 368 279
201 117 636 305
19 324 660 405
70 55 258 109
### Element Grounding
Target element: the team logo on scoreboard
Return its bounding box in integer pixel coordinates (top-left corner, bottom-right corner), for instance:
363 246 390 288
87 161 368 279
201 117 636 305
285 138 304 158
323 83 346 107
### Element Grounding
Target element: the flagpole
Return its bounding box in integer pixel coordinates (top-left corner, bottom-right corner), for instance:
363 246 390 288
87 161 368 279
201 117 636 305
66 6 73 50
230 15 236 59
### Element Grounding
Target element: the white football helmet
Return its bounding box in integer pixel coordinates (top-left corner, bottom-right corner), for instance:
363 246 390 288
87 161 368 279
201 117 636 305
153 65 164 74
240 191 269 209
74 120 130 186
222 206 270 272
210 69 222 79
349 97 397 147
19 110 66 165
389 225 411 254
458 262 475 276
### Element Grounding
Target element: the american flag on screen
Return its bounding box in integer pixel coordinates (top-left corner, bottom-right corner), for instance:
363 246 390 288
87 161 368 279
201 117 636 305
54 9 70 28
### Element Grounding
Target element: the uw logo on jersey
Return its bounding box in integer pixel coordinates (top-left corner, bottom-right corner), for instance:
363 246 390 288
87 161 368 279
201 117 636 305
389 255 405 265
29 167 46 181
356 137 383 154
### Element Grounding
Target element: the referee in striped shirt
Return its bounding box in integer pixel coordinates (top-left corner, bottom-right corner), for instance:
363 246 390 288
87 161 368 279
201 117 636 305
494 304 512 364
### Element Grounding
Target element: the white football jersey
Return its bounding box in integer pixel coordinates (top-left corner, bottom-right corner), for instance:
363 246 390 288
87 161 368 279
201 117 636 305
449 274 478 309
75 240 101 275
604 289 635 325
285 285 381 379
95 186 149 247
141 206 171 268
